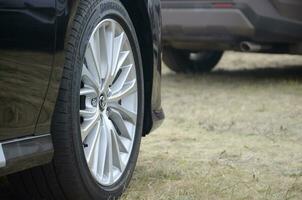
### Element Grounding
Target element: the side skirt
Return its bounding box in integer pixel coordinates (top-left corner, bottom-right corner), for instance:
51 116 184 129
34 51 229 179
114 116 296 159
0 134 53 176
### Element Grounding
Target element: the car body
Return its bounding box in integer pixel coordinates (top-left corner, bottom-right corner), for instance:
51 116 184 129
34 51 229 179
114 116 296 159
0 0 163 196
161 0 302 72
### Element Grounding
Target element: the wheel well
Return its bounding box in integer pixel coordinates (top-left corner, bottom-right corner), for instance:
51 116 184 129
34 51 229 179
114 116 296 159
120 0 154 135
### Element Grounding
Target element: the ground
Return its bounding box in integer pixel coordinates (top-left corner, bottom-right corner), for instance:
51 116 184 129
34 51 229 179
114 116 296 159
121 52 302 200
0 52 302 200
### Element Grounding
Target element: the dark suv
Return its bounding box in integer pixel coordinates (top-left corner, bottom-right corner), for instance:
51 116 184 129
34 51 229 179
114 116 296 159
162 0 302 73
0 0 163 199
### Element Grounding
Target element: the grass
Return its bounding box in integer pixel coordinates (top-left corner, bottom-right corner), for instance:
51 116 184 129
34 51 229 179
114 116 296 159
121 52 302 200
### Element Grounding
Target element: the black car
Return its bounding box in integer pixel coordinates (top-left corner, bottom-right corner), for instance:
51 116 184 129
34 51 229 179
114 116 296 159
0 0 164 199
162 0 302 73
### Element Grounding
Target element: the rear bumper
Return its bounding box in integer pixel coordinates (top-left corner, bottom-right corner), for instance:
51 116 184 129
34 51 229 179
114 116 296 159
162 0 302 48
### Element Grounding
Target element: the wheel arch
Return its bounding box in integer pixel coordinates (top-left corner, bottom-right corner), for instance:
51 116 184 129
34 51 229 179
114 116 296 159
120 0 155 136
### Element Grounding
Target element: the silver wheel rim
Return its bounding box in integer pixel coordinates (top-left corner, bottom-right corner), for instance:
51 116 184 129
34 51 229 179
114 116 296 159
80 19 138 186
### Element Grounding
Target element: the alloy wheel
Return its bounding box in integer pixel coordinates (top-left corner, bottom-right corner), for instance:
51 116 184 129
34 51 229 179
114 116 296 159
79 19 138 186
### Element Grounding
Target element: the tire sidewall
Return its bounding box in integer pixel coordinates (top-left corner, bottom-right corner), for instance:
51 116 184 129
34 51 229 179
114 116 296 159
70 1 144 198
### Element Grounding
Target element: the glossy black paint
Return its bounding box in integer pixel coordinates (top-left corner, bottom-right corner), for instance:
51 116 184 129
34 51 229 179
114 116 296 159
0 0 163 175
0 0 163 142
0 0 56 140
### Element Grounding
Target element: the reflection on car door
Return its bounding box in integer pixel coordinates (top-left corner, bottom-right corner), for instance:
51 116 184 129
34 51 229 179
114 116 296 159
0 0 56 140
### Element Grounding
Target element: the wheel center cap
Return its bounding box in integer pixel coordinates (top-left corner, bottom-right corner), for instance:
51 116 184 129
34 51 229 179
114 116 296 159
99 95 106 111
91 98 98 107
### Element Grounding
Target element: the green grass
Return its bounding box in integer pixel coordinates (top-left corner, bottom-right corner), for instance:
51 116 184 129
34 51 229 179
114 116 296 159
121 52 302 200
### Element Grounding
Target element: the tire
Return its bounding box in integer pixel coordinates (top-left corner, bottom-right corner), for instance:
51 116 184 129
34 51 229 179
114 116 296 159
163 46 223 73
8 0 144 199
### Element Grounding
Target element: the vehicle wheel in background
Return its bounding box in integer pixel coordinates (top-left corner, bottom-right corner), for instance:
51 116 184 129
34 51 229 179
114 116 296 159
8 0 144 199
163 46 223 73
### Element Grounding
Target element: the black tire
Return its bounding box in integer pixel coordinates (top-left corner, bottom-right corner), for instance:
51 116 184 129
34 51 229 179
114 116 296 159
8 0 144 199
163 46 223 73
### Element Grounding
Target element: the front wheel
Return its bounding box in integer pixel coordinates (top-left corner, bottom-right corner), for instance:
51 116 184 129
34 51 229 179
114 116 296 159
9 0 144 199
163 46 223 73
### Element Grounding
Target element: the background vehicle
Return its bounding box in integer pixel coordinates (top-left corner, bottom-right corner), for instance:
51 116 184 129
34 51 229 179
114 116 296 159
161 0 302 73
0 0 163 199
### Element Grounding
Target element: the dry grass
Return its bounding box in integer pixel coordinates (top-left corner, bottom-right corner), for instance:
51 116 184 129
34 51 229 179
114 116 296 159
121 52 302 200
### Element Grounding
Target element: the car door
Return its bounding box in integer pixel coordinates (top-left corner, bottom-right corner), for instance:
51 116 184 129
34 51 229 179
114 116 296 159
0 0 56 140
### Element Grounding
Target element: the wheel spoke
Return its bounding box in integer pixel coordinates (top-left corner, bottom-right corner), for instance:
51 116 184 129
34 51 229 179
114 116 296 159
111 125 123 171
112 32 125 77
82 64 100 90
111 64 132 94
113 115 131 153
101 22 116 91
116 133 129 153
92 29 102 78
97 121 108 180
103 117 113 183
90 135 101 175
80 87 97 97
106 21 115 68
80 110 100 141
108 80 137 102
80 108 98 118
84 121 101 167
114 51 130 78
85 40 101 84
108 103 136 124
98 26 108 79
108 108 132 139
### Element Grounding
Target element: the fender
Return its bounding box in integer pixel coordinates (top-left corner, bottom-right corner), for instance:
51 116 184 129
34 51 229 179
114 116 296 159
146 0 164 133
